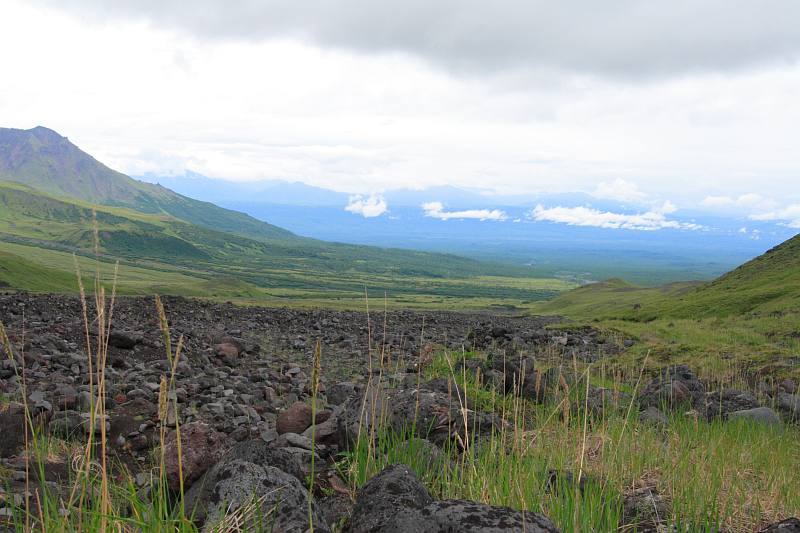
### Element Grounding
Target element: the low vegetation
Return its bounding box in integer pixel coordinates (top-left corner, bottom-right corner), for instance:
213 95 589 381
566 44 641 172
0 181 575 308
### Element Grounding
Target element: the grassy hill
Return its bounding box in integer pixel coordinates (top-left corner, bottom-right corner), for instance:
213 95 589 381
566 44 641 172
0 181 573 307
0 125 582 308
535 233 800 320
679 234 800 316
533 233 800 382
0 126 293 241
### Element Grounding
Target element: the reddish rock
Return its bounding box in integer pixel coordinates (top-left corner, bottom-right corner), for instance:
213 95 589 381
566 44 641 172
314 409 333 425
213 342 240 364
669 381 690 404
779 378 797 394
163 422 229 491
277 401 314 435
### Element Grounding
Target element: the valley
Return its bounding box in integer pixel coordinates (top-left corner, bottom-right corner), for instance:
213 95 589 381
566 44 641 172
1 126 799 532
0 128 575 309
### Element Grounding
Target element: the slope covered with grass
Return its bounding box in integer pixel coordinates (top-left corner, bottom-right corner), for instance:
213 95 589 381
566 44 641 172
0 126 293 241
677 234 800 316
0 182 572 306
535 233 800 321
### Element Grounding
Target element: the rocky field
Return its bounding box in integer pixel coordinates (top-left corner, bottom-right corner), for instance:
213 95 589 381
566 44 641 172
1 292 799 532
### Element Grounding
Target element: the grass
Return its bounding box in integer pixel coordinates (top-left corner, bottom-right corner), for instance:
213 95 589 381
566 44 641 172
2 217 798 531
531 237 800 383
4 274 799 531
339 348 800 532
535 233 800 321
0 180 564 299
0 240 576 311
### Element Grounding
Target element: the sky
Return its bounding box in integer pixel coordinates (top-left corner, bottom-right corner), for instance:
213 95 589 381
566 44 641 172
1 0 800 228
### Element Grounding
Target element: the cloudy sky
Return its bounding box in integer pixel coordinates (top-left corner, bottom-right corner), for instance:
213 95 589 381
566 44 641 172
2 0 799 225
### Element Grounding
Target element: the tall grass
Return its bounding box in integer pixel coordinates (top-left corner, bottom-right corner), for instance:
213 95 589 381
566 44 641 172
340 347 800 532
0 215 198 532
2 226 798 531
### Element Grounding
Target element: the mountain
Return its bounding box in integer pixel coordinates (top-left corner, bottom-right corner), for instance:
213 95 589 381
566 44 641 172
138 172 350 206
0 127 568 306
0 127 292 241
535 232 800 318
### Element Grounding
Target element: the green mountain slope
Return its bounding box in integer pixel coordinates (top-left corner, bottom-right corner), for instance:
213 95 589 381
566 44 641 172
0 181 568 304
678 234 800 316
0 125 575 307
0 126 293 241
535 234 800 319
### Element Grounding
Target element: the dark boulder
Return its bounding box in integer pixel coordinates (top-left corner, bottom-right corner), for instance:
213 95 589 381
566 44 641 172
704 389 759 420
201 460 330 533
184 439 308 525
336 385 389 448
327 381 359 405
108 330 141 349
485 354 535 395
345 464 559 533
760 518 800 532
388 388 504 448
345 464 434 532
0 403 28 456
639 365 705 412
422 499 560 532
639 406 669 427
778 379 797 394
727 407 781 426
777 393 800 421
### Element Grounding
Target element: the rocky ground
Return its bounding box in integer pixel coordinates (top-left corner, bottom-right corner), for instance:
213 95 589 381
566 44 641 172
1 292 798 532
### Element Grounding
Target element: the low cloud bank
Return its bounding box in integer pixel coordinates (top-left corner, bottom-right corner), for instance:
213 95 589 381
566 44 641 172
593 178 647 203
422 201 507 221
750 204 800 228
531 202 701 231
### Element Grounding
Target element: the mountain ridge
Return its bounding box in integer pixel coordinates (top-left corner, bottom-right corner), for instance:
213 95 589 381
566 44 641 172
0 126 294 241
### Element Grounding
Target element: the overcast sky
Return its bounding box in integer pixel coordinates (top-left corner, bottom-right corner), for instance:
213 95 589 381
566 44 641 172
2 0 800 225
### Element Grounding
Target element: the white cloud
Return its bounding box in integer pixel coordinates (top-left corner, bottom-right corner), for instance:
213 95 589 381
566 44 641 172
701 195 735 207
345 194 388 217
593 179 648 203
750 203 800 228
422 201 507 221
531 204 702 231
736 193 769 207
654 200 678 214
700 193 776 210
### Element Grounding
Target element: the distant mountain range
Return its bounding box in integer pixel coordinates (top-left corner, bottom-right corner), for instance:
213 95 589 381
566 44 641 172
138 171 623 209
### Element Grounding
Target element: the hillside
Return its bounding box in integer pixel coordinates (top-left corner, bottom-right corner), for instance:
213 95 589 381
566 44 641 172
535 233 800 320
681 233 800 316
0 180 571 306
0 126 292 241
